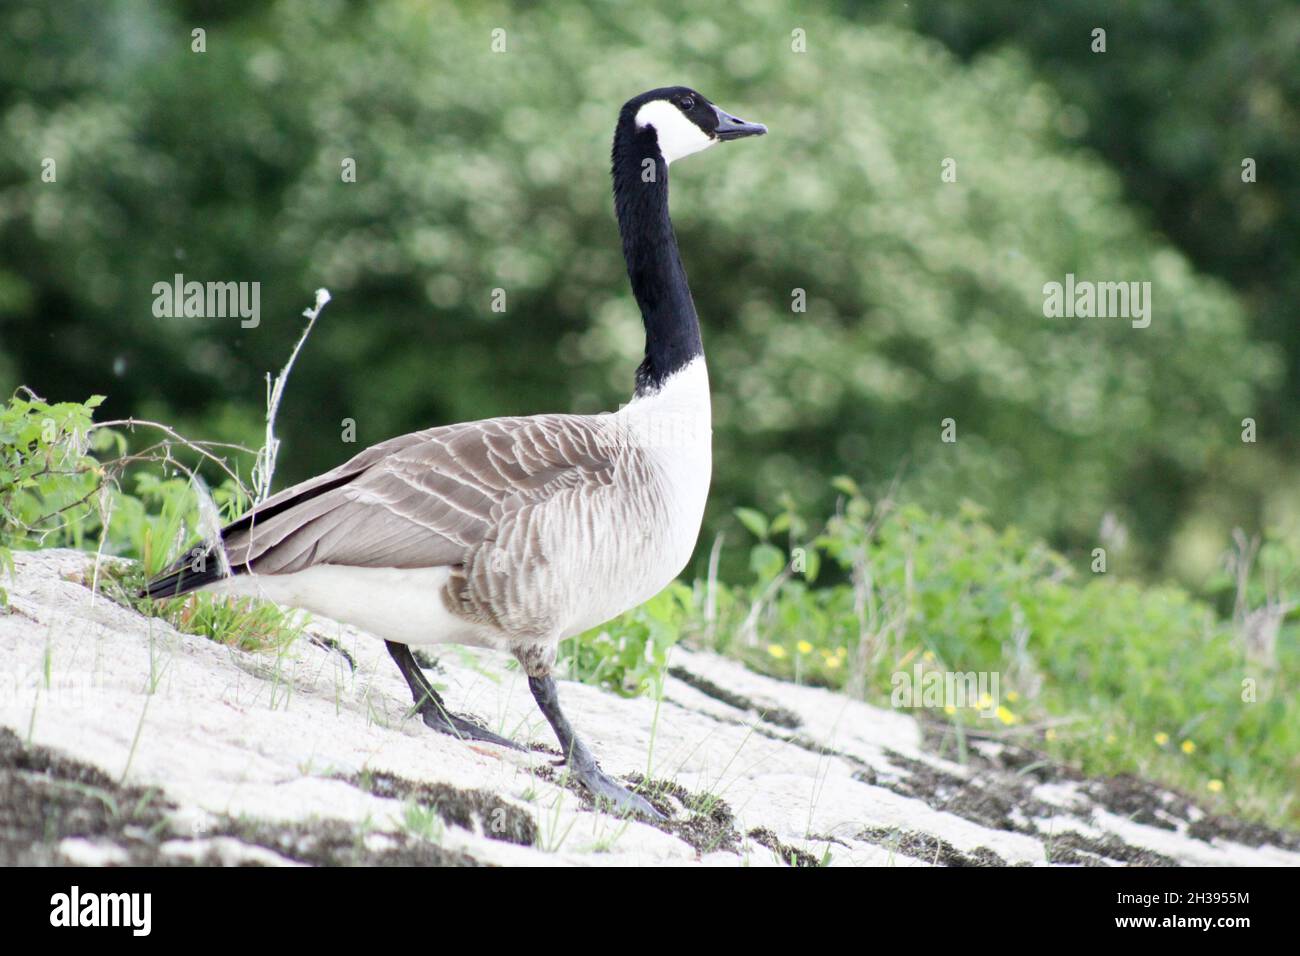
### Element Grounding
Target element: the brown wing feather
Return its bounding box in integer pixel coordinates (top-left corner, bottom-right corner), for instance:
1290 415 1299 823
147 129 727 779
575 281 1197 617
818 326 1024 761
221 415 615 575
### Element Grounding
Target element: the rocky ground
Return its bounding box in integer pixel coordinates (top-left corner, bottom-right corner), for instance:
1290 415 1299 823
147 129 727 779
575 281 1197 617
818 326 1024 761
1 549 1296 867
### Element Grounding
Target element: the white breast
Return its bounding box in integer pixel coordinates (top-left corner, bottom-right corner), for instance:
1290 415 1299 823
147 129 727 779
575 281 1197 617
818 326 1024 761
624 357 713 568
556 358 712 635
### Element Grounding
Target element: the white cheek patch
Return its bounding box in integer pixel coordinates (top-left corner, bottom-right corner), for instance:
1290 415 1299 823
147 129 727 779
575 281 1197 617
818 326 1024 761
635 100 715 164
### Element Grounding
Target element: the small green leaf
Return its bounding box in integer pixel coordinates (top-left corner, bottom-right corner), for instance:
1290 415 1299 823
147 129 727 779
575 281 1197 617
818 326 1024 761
804 548 821 583
749 543 785 580
734 507 769 541
831 475 860 498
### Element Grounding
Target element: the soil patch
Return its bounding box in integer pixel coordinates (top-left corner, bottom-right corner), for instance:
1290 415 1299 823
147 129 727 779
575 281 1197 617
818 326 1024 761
746 826 821 867
668 666 802 729
857 826 1007 866
0 728 483 866
1047 830 1176 867
351 769 537 846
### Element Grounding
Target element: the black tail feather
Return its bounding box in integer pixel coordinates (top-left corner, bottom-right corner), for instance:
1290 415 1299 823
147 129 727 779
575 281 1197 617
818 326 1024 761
140 547 229 601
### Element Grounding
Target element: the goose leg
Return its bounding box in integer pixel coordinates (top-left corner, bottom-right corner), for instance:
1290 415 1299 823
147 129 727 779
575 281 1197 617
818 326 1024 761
385 641 522 750
527 675 664 821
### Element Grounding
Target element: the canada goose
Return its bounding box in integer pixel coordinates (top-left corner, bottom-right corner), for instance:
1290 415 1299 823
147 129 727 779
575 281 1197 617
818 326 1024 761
144 87 767 819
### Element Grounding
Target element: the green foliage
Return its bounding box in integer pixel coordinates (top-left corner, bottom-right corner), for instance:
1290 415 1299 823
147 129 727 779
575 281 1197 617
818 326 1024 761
0 390 299 650
897 0 1300 429
886 0 1300 585
0 390 107 564
723 484 1299 826
0 0 1279 581
579 479 1298 825
157 591 304 653
0 392 237 570
560 582 695 697
94 557 304 653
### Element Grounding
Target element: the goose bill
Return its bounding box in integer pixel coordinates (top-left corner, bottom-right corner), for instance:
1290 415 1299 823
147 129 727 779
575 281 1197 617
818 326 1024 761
713 106 767 141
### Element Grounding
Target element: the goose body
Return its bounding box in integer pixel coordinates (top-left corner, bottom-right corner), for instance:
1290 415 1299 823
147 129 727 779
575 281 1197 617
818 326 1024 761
213 356 712 667
145 87 765 818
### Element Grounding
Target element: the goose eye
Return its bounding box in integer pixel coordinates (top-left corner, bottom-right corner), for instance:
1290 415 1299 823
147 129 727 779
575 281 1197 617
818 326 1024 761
680 96 695 111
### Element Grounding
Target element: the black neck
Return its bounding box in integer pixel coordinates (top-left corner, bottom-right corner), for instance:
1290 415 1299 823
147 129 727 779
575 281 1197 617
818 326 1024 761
611 115 703 396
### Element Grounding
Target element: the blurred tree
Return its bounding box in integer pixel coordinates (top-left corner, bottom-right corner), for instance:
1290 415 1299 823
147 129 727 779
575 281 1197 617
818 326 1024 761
0 0 1279 580
879 0 1300 574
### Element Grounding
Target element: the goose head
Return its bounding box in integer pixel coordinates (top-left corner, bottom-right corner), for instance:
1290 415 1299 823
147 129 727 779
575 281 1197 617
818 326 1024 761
623 86 767 165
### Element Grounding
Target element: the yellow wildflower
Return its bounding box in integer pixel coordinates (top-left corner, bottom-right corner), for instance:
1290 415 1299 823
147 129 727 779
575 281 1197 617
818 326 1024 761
767 644 786 660
796 640 813 655
1181 740 1196 755
995 706 1017 726
1154 732 1169 746
1207 779 1224 793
